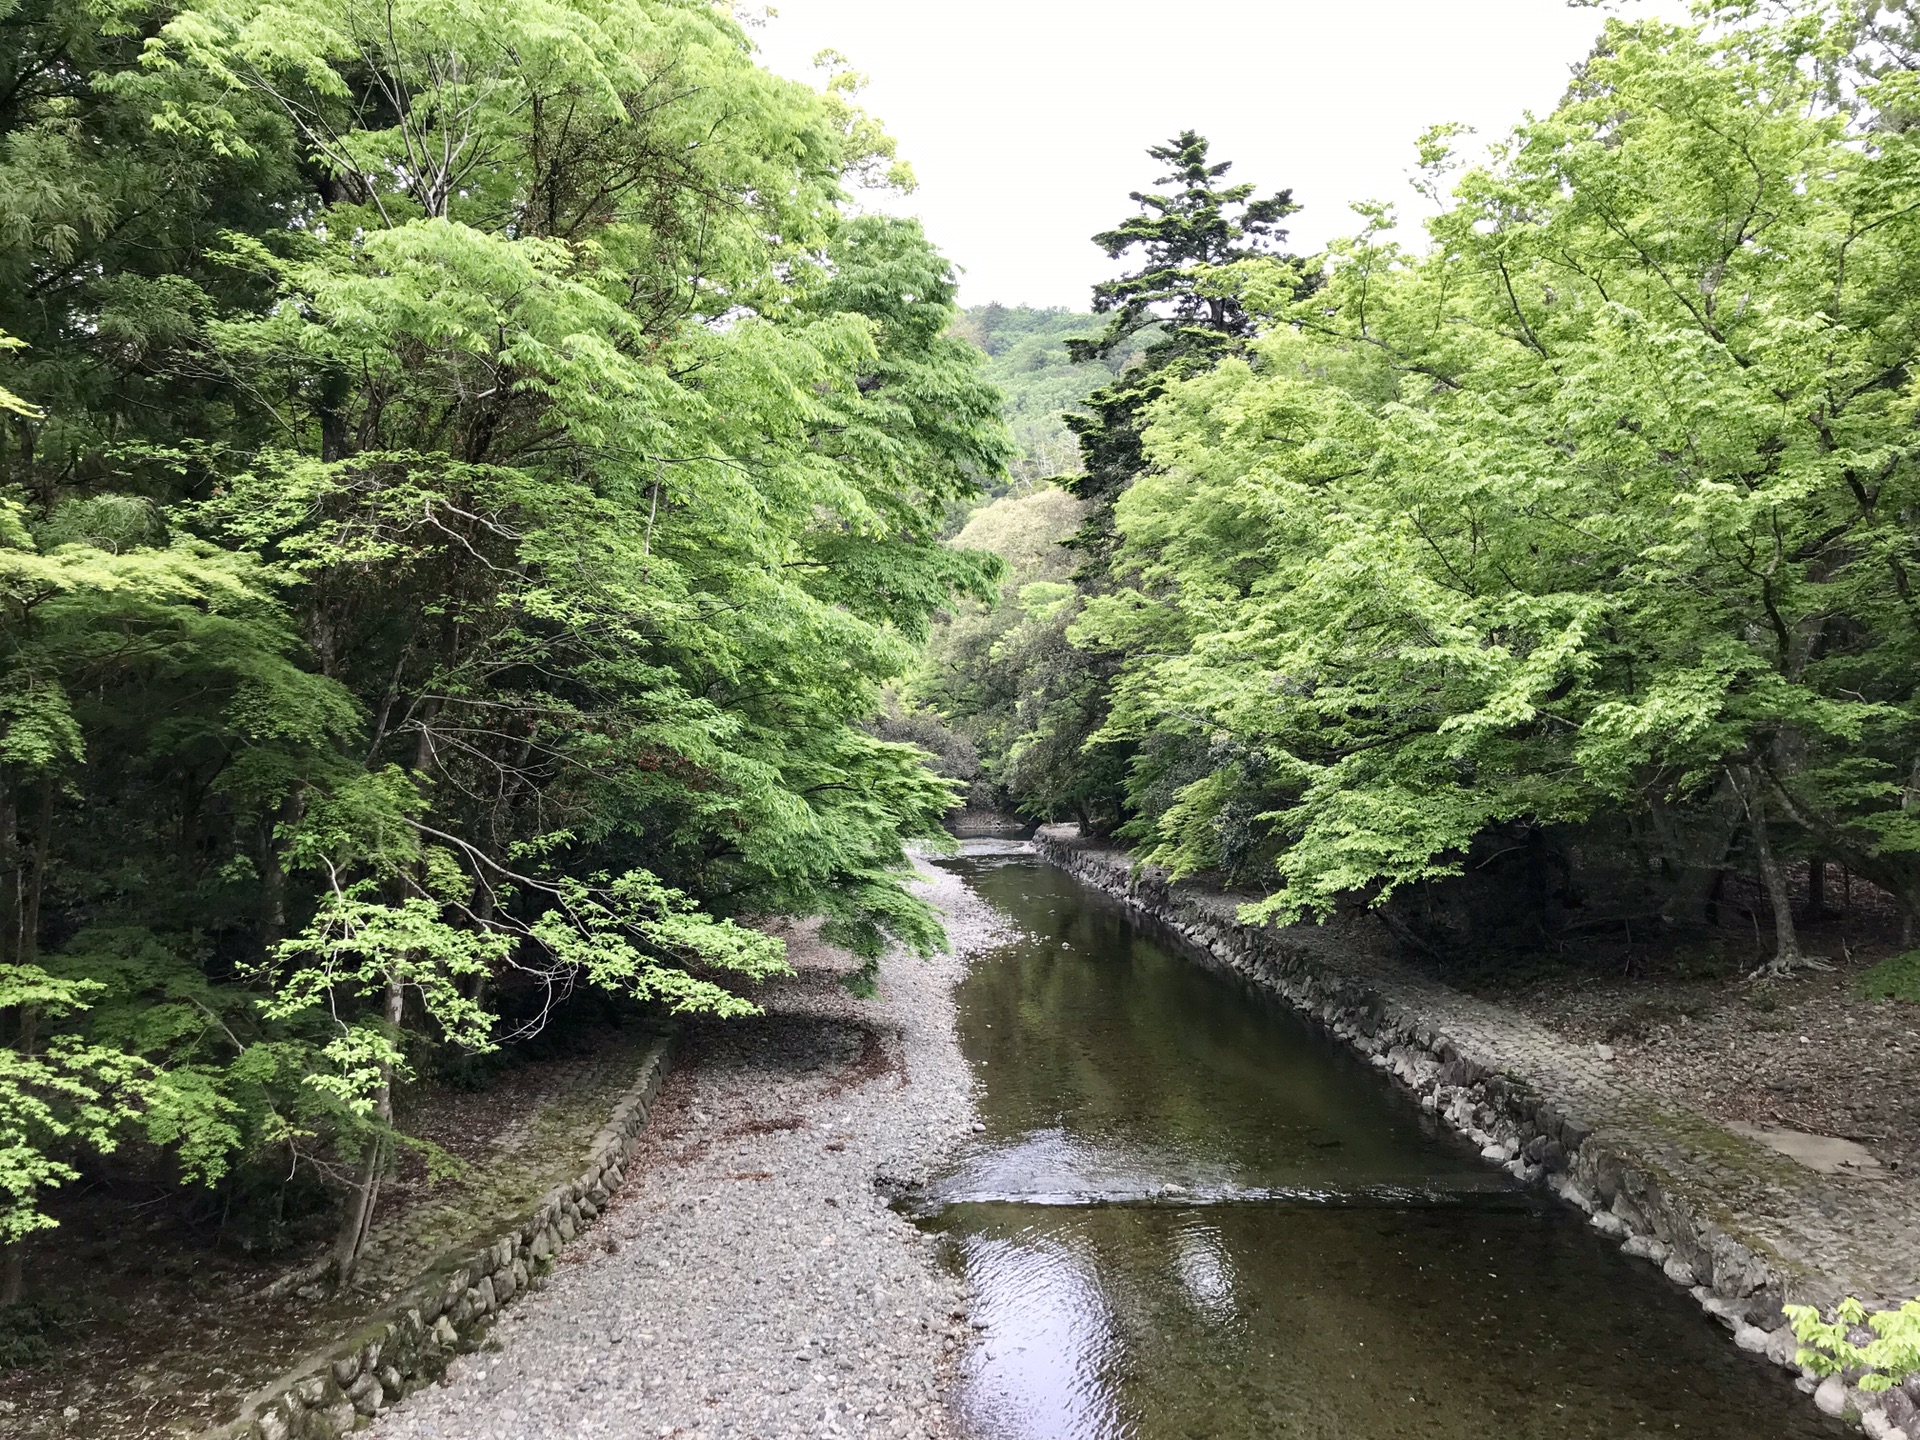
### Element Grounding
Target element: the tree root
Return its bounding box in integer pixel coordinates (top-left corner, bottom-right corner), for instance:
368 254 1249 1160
1745 953 1835 982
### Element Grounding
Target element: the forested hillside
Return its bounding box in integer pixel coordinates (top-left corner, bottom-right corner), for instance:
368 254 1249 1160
0 0 1007 1300
949 305 1148 486
925 6 1920 987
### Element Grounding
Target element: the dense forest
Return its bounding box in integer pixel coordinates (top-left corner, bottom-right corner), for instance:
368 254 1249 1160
0 0 1010 1302
8 0 1920 1378
921 5 1920 993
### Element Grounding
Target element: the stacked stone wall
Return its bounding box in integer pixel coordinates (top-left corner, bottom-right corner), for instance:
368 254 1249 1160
193 1038 672 1440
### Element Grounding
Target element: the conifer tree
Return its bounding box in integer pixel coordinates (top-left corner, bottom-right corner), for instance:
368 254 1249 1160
1066 131 1298 505
993 133 1297 834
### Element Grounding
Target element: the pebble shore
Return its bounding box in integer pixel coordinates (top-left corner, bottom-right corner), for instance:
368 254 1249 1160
368 859 1000 1440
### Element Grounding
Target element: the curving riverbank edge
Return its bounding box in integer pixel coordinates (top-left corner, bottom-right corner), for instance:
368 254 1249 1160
193 1038 674 1440
1032 826 1920 1437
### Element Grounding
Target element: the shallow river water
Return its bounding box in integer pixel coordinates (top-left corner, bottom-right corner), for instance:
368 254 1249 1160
921 844 1844 1440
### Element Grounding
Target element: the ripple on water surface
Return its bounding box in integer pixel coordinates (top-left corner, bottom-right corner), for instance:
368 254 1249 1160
924 849 1846 1440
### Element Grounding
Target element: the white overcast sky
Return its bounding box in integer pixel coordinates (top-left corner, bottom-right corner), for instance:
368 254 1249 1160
749 0 1693 308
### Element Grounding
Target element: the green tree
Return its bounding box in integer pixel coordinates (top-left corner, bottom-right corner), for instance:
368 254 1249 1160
985 133 1300 835
1089 7 1920 972
0 0 1009 1293
1065 130 1299 507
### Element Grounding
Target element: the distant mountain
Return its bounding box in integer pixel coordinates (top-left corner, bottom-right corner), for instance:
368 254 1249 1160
951 304 1151 488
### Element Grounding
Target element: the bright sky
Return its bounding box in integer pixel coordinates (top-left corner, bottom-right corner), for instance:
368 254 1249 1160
749 0 1693 309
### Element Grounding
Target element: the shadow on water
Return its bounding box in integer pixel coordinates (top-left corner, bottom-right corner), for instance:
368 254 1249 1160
919 845 1845 1440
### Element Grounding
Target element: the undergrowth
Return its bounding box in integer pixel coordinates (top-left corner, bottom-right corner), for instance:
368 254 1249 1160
0 1300 69 1368
1856 951 1920 1004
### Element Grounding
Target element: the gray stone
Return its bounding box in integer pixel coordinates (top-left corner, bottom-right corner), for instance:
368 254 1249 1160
1621 1234 1669 1265
1589 1210 1630 1240
431 1316 457 1347
1814 1374 1851 1418
377 1364 404 1400
1733 1323 1770 1354
291 1376 329 1407
1766 1326 1804 1368
1662 1255 1698 1287
346 1370 380 1410
330 1355 361 1387
1696 1291 1746 1329
1882 1385 1917 1428
319 1398 357 1435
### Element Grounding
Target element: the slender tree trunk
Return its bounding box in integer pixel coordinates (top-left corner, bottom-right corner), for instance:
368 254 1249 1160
258 789 305 957
331 977 403 1290
21 773 52 963
1804 857 1830 920
1738 768 1824 977
0 1242 20 1307
0 775 18 967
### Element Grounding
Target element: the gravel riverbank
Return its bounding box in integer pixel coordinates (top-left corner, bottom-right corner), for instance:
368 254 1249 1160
368 858 1002 1440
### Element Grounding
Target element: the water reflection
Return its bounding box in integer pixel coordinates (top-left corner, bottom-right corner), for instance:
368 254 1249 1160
1171 1219 1238 1326
959 1225 1128 1440
927 847 1846 1440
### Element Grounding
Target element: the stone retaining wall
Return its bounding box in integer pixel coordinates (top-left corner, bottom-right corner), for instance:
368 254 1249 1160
194 1037 673 1440
1033 829 1920 1438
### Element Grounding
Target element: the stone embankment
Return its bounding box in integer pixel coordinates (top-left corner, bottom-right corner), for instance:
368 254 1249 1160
1034 826 1920 1438
195 1040 673 1440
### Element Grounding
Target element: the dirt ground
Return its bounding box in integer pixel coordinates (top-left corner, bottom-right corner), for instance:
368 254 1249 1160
1443 885 1920 1175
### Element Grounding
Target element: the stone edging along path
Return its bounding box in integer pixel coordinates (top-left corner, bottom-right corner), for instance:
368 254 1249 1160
1032 826 1920 1437
194 1036 673 1440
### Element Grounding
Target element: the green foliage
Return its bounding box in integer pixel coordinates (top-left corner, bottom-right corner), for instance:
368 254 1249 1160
912 485 1131 821
1857 951 1920 1004
0 0 1007 1264
1788 1296 1920 1392
950 305 1147 486
1066 9 1920 939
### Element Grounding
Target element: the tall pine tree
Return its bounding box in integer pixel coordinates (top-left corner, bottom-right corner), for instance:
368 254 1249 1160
1065 131 1298 507
992 134 1297 835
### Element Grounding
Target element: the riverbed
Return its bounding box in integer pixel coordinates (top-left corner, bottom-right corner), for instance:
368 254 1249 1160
925 842 1845 1440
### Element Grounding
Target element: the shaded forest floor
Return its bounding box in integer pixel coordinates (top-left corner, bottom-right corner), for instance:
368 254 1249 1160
1438 896 1920 1176
0 1024 664 1440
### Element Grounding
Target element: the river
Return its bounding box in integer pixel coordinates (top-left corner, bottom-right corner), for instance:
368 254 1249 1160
916 841 1844 1440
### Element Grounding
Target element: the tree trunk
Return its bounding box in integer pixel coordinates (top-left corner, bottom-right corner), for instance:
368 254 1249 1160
0 776 18 967
330 977 404 1290
1647 780 1743 927
21 773 52 963
1804 857 1830 920
1738 768 1825 977
0 1241 20 1307
258 789 305 957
